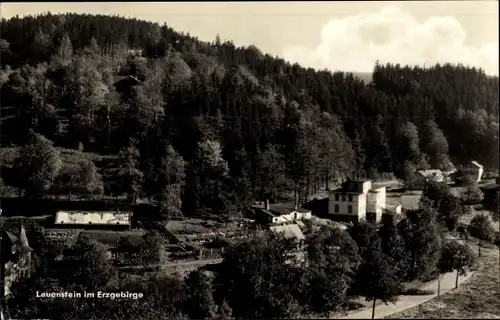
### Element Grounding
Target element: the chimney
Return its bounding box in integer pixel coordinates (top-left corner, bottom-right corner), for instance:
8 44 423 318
294 202 298 210
265 199 270 210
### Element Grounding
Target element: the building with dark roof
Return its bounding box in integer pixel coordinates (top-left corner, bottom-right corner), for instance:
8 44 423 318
328 180 389 223
1 225 33 297
253 201 312 226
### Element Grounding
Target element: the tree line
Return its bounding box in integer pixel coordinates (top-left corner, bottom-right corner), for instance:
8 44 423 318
0 13 499 218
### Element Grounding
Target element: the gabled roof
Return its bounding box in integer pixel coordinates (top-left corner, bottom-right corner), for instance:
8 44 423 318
253 202 311 216
3 225 32 250
270 224 305 241
417 169 443 178
112 75 141 86
4 230 17 243
471 161 483 168
19 225 31 249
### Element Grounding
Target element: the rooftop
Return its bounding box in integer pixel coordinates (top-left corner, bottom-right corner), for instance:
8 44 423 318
471 160 483 168
270 224 305 241
368 187 386 193
2 225 32 250
112 75 141 85
55 211 133 225
253 202 311 216
330 186 364 194
480 183 499 191
417 169 443 178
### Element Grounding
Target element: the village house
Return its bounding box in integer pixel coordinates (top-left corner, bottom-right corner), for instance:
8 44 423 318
54 210 133 230
328 180 390 223
467 161 484 183
253 201 312 226
1 225 33 297
416 169 445 184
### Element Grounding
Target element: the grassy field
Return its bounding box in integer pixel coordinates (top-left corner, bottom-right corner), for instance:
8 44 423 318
386 191 422 210
385 242 500 319
166 218 243 235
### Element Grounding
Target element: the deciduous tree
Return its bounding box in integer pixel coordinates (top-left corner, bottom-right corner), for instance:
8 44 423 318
16 133 62 198
469 214 495 257
437 240 476 292
356 248 401 319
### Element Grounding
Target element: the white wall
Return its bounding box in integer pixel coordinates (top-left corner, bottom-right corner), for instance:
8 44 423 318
367 187 386 214
271 210 312 224
329 193 366 220
361 181 372 194
478 166 484 182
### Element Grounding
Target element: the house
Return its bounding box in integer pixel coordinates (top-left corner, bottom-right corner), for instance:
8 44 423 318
328 180 387 223
54 210 133 230
468 161 484 183
253 201 312 226
1 225 33 297
417 169 445 183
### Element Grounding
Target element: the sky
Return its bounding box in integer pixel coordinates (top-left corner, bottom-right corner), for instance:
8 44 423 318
1 1 498 75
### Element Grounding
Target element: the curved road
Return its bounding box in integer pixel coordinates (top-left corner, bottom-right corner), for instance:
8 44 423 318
341 236 475 319
341 270 474 319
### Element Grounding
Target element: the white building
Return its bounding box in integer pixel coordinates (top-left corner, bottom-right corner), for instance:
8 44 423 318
54 211 133 229
468 161 484 183
254 201 312 225
328 180 387 223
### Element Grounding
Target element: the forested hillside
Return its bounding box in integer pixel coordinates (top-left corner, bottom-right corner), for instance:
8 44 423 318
0 13 498 216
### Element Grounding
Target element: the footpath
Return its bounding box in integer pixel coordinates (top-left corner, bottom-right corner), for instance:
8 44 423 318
341 269 474 319
342 236 475 319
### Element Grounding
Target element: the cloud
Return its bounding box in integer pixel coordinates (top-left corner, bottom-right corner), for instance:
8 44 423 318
0 5 7 19
283 6 499 75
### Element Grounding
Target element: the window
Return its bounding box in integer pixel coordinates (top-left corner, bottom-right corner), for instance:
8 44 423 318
334 204 339 213
348 195 353 202
341 194 346 202
348 205 353 214
335 194 339 201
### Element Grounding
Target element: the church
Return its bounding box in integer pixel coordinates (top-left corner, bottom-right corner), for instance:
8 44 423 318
1 225 33 297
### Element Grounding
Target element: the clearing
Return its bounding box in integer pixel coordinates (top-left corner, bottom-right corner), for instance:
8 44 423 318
166 218 243 236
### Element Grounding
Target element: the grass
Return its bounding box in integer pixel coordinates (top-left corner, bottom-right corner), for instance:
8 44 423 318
166 218 242 235
384 242 500 319
78 229 147 246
